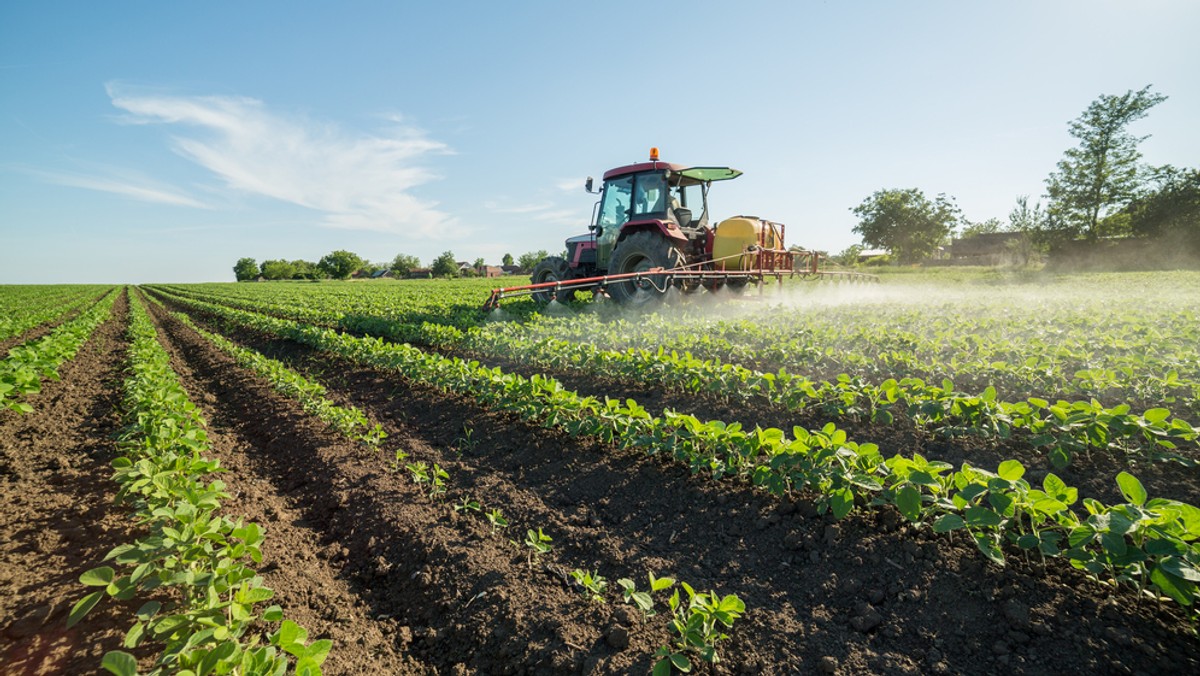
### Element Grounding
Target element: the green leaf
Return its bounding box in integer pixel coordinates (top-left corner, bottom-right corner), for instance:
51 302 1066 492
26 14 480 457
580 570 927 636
1116 472 1147 506
1150 565 1195 606
67 591 104 628
973 534 1006 566
1160 556 1200 582
933 514 965 532
829 488 853 519
996 459 1024 482
895 485 922 522
101 651 139 676
80 566 115 587
1143 408 1171 424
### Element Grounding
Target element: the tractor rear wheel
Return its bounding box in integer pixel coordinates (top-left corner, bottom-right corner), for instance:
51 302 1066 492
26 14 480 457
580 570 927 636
608 231 684 305
530 256 577 303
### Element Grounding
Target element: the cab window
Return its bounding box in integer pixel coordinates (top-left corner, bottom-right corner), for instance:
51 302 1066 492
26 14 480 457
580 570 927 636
597 176 633 228
633 173 667 216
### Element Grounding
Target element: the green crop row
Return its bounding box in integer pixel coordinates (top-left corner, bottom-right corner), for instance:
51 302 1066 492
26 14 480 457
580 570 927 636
0 285 106 343
168 310 386 446
0 289 117 413
159 286 1197 469
155 290 1200 610
456 330 1198 468
69 292 330 676
151 276 1200 418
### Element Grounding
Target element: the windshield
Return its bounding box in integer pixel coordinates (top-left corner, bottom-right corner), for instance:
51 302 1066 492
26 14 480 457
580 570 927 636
597 175 633 229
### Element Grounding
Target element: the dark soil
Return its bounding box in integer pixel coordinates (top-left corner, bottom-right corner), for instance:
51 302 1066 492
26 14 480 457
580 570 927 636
146 289 1200 675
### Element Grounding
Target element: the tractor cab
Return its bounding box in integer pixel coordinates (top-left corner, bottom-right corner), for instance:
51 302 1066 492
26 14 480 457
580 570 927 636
585 149 742 271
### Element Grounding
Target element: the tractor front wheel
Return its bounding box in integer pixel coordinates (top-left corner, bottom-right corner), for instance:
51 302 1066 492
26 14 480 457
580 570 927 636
530 256 577 303
608 231 684 306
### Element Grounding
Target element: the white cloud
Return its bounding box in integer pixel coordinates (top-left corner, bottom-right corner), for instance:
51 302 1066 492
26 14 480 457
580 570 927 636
556 177 587 192
29 166 208 208
105 84 459 237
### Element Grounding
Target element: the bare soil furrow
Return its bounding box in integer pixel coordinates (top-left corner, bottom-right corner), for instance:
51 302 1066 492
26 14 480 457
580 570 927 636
0 289 138 674
149 290 1200 675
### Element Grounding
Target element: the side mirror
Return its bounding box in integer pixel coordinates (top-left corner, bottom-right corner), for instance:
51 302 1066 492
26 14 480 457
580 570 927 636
585 176 594 193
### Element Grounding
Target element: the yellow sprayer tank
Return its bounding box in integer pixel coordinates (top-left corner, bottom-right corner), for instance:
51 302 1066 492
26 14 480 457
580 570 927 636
712 216 784 270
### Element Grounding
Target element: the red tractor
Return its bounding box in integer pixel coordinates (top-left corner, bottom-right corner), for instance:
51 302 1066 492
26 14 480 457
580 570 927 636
483 148 872 310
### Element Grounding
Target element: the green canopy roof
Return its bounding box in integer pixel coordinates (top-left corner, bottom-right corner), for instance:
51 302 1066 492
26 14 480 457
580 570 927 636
678 166 743 182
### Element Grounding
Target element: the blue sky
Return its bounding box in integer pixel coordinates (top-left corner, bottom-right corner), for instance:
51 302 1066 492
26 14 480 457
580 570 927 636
2 1 1197 283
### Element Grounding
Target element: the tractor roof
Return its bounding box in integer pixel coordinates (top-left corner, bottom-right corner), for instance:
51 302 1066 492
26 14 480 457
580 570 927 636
602 161 687 181
602 161 743 185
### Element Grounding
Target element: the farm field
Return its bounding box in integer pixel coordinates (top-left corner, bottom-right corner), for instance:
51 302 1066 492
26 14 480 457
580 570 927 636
2 271 1200 674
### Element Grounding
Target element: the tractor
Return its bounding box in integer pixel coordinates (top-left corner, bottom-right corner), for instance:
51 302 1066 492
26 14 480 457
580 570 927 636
482 148 873 311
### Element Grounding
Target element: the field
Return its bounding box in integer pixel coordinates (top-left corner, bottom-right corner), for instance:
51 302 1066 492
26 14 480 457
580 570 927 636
2 270 1199 675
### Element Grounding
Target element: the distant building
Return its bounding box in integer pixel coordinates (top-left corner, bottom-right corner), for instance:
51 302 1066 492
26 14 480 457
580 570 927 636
500 265 523 275
950 232 1029 264
407 268 434 279
371 269 394 279
480 266 504 278
856 248 890 264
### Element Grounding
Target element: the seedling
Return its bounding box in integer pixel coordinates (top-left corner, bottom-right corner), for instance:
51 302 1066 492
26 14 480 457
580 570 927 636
390 449 409 473
428 463 450 501
454 425 477 456
617 572 675 622
454 495 482 513
485 509 509 534
570 569 608 603
654 582 746 674
523 528 553 567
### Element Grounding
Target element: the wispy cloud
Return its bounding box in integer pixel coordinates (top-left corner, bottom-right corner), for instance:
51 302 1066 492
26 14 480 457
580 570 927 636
105 83 458 236
556 177 586 193
29 166 208 208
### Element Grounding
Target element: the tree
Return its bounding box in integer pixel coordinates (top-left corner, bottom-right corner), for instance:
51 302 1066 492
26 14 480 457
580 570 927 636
290 259 321 279
517 250 550 271
430 251 459 278
473 257 486 270
851 189 959 263
1124 165 1200 248
260 259 296 280
317 250 365 279
1008 195 1046 233
390 253 421 276
502 253 514 267
1045 85 1167 241
958 218 1004 239
233 257 258 281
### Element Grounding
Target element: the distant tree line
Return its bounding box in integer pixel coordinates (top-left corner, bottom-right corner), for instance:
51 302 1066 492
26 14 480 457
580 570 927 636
845 85 1198 265
234 249 553 281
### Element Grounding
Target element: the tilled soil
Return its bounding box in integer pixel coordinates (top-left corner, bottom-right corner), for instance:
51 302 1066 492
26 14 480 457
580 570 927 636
0 289 138 673
145 290 1200 675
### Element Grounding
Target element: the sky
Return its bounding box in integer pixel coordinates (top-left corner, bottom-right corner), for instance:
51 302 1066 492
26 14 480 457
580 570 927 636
1 1 1198 284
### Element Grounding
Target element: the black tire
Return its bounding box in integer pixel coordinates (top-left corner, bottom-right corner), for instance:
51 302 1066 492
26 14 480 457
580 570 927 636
607 231 684 305
530 256 577 303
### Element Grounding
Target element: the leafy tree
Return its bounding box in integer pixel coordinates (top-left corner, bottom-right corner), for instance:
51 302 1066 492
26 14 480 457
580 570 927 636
502 253 514 267
430 251 459 278
958 218 1004 239
390 253 421 276
1045 85 1167 241
851 189 959 263
260 259 296 281
233 257 258 282
290 259 321 279
317 250 365 279
473 257 486 270
831 244 863 267
517 250 550 271
1124 165 1200 247
1008 195 1047 233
